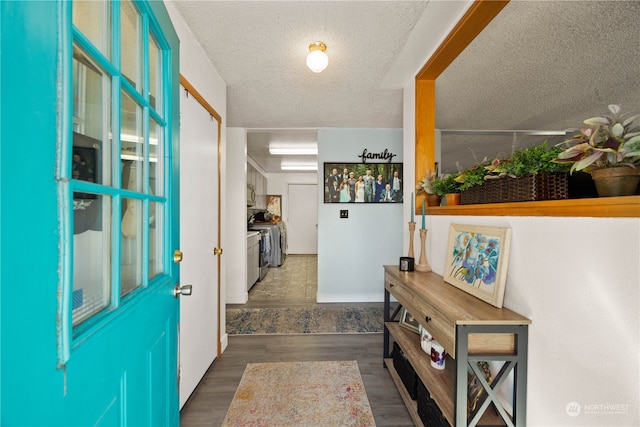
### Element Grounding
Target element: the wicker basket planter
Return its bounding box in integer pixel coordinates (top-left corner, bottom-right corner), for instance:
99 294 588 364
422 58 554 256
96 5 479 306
460 172 569 205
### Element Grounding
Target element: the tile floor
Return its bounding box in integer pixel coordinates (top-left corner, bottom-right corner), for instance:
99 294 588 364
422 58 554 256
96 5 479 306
240 255 318 307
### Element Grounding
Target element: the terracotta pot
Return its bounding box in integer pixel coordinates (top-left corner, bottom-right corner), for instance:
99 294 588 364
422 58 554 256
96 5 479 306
591 167 640 197
426 194 441 207
444 193 461 206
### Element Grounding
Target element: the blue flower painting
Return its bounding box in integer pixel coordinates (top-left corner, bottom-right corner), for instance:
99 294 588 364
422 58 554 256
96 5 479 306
450 231 501 288
445 224 511 308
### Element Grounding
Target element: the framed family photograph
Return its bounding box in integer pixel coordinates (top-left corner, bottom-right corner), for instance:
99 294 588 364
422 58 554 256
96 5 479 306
323 162 404 204
399 309 420 334
444 224 512 308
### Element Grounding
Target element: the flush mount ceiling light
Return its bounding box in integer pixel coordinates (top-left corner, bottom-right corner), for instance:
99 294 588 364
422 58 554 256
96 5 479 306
281 161 318 171
306 41 328 73
269 143 318 155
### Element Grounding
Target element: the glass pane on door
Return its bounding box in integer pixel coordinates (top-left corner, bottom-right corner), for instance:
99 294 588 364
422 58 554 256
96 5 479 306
149 117 163 196
73 1 111 59
72 45 111 186
149 201 163 279
121 198 142 296
149 33 162 111
72 195 112 327
121 91 143 192
121 0 140 90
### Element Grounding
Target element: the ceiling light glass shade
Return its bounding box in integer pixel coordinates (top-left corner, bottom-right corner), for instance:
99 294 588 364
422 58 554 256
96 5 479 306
281 164 317 171
281 161 317 171
269 143 318 155
306 42 328 73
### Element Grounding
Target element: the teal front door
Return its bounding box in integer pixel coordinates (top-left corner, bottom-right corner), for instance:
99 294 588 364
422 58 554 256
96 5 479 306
1 1 181 425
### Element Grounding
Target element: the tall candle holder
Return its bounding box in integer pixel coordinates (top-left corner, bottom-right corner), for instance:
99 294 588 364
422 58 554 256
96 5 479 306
407 222 416 258
414 228 432 272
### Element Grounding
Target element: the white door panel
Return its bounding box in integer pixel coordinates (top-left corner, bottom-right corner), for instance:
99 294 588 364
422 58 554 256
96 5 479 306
287 184 318 254
179 87 219 408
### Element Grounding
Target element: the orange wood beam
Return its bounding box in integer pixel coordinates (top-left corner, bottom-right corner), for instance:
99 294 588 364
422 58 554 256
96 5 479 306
415 79 435 208
416 0 509 81
414 0 509 215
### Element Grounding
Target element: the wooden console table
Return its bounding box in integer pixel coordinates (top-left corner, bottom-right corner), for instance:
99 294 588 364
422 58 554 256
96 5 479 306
383 266 531 426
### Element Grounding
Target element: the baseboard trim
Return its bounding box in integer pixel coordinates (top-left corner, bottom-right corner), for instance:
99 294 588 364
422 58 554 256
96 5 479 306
316 293 384 303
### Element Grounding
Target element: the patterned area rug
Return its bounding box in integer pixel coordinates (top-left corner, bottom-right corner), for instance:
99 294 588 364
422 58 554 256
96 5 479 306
222 361 376 427
226 306 384 335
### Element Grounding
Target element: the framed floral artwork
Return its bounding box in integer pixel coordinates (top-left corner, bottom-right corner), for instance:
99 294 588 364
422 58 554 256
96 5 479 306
266 194 282 218
444 224 512 308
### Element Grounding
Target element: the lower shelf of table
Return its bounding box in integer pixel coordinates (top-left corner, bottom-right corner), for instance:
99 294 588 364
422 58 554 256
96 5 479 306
387 322 456 424
386 322 509 426
384 358 425 427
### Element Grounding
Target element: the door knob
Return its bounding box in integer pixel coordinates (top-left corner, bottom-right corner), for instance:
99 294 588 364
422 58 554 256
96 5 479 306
173 249 183 263
174 284 193 298
213 247 223 255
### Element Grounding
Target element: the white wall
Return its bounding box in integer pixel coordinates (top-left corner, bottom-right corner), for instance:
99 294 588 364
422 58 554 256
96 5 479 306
317 128 403 302
267 172 318 221
226 128 249 304
402 81 417 258
402 48 639 427
165 2 229 348
422 215 639 426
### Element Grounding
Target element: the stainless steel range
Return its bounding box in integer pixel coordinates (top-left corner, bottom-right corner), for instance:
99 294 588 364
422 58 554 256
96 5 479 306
250 223 286 268
255 229 270 281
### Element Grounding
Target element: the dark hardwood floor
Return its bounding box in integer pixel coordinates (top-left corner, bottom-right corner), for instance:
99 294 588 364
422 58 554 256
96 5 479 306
179 334 414 426
179 255 413 426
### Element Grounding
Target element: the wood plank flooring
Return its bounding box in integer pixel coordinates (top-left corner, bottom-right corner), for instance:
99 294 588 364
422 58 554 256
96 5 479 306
179 334 414 426
180 255 413 426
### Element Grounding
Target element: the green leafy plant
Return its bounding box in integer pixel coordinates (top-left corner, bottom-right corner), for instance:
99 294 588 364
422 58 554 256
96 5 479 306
456 161 491 191
553 104 640 173
431 173 461 195
455 142 569 191
492 142 569 177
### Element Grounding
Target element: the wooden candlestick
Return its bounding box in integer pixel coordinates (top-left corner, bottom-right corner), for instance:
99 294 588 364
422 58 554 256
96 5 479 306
414 228 432 272
408 222 416 258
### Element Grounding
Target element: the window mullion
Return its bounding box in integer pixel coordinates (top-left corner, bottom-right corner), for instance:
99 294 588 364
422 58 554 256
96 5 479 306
142 13 151 286
72 28 118 79
111 0 123 308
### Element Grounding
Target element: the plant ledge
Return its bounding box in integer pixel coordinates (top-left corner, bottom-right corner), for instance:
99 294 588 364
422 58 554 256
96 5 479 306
419 195 640 218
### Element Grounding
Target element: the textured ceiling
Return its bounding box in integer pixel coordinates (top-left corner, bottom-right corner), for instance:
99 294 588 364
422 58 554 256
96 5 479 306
171 0 428 129
170 1 640 174
170 0 429 173
437 0 640 172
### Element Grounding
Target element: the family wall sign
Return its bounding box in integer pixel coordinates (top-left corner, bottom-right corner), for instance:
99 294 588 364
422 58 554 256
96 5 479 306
357 148 397 163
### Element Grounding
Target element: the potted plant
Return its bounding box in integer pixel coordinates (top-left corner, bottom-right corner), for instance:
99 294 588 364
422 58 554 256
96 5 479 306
457 161 492 191
431 173 462 205
416 170 441 206
491 142 569 177
455 142 571 204
553 104 640 196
